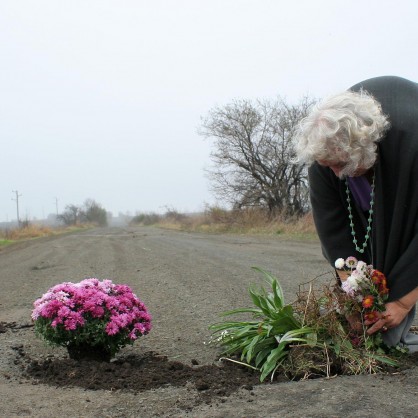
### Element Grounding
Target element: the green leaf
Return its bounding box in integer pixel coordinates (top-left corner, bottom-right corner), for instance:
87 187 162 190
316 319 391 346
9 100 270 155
271 278 284 309
249 287 274 318
252 267 285 304
366 353 400 367
209 320 260 332
243 335 262 363
305 332 318 347
260 347 288 381
255 346 274 368
218 307 263 317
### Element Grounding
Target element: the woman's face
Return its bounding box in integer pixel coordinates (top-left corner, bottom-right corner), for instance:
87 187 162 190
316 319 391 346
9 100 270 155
317 160 347 177
317 160 368 178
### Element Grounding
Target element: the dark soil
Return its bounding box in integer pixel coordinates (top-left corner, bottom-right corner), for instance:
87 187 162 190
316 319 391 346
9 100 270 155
3 321 268 408
5 320 417 407
25 352 264 401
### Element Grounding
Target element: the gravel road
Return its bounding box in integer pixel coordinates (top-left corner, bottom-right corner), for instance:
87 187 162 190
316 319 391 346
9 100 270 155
0 226 417 417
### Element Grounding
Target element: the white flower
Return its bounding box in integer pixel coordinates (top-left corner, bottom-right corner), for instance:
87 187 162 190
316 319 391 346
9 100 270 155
341 280 355 296
356 261 367 271
335 258 345 269
346 274 360 291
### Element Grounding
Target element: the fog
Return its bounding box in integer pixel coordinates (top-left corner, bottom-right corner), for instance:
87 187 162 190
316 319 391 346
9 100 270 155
1 0 417 222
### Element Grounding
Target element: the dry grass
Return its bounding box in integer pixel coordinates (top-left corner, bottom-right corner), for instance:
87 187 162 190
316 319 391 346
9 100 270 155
157 207 318 239
0 224 93 247
1 225 54 240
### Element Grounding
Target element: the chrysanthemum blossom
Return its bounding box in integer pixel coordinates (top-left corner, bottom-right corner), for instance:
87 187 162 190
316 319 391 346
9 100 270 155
336 257 389 347
335 258 345 269
341 280 356 296
356 261 367 271
32 278 152 357
346 274 361 291
378 281 389 295
364 311 380 323
362 295 375 309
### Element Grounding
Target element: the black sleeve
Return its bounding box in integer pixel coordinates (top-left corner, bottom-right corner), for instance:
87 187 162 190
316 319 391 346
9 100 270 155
309 163 368 266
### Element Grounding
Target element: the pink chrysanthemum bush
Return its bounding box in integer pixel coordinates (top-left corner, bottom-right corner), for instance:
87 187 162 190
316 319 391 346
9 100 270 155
32 278 152 360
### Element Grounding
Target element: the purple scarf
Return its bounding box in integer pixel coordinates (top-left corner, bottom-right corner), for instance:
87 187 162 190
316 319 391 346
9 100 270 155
347 176 372 211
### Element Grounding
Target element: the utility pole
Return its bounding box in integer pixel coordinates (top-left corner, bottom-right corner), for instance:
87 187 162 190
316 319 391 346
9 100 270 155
55 197 59 216
12 190 22 227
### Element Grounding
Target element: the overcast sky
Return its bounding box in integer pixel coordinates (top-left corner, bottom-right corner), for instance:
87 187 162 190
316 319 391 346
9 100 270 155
1 0 417 222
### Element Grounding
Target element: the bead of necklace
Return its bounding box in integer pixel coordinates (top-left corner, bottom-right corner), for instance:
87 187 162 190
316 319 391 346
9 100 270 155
345 173 375 254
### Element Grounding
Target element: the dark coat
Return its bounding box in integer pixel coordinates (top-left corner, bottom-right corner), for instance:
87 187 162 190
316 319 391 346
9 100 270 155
309 76 418 301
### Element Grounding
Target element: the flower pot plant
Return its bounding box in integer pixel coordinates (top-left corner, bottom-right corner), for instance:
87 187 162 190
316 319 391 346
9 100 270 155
32 278 152 361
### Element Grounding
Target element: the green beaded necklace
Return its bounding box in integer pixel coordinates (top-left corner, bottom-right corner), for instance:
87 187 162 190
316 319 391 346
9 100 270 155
345 172 375 254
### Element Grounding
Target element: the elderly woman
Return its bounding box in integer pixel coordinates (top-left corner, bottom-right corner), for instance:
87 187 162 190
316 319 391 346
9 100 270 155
294 76 418 352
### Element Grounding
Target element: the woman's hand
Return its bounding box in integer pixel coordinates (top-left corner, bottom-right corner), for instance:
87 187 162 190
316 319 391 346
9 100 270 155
365 286 418 335
366 300 410 335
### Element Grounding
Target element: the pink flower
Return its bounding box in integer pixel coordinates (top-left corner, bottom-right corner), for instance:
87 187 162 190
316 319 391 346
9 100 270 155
58 306 71 318
91 306 105 318
64 319 78 330
105 321 119 335
341 280 356 296
345 257 358 269
128 330 138 340
32 278 152 354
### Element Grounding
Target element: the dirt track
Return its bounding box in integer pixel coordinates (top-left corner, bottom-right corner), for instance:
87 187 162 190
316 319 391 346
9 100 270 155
0 226 417 417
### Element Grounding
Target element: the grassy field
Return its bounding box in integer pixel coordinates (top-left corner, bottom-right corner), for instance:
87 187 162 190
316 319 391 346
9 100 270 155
132 207 318 240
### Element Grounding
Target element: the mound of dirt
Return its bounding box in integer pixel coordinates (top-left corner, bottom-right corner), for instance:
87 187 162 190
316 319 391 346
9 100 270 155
5 320 417 409
24 351 266 399
3 322 276 410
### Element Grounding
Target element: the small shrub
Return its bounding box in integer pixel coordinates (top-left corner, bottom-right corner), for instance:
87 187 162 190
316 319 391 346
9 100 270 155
130 212 162 226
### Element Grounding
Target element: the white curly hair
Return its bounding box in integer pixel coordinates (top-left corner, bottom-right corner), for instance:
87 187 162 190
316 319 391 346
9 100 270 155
294 89 390 177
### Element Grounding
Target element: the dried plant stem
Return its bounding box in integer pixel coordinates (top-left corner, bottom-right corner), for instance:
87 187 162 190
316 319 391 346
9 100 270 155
302 283 313 325
324 343 331 378
219 357 259 370
299 271 335 287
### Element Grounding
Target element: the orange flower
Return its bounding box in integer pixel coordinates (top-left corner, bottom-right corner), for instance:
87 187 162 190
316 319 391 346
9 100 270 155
378 277 388 293
362 295 375 309
371 269 385 285
364 311 380 323
379 286 389 296
371 275 380 285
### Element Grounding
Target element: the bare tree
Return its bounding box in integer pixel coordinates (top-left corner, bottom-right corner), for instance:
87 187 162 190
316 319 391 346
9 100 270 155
200 96 315 216
57 199 108 226
57 204 81 226
81 199 108 226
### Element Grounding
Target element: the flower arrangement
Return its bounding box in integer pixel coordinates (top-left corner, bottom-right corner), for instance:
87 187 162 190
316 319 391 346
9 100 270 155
335 257 388 322
32 278 152 361
334 256 389 349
